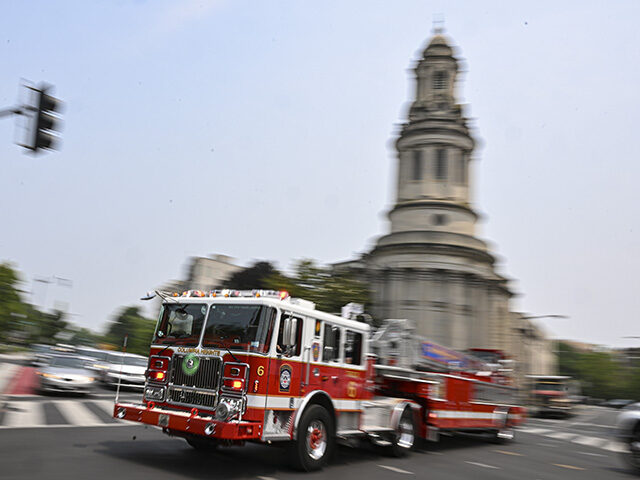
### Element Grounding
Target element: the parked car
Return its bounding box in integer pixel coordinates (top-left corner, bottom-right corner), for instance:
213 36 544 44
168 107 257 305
74 346 113 373
606 399 636 409
30 344 55 366
97 352 148 389
36 354 96 395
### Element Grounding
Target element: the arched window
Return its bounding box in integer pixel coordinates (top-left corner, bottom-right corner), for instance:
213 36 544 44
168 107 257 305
435 148 447 180
433 71 447 90
412 150 422 180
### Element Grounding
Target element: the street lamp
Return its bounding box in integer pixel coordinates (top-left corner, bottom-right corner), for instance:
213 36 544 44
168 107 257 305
520 314 569 321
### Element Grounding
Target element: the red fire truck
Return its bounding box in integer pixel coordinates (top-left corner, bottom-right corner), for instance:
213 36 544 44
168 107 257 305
113 290 525 471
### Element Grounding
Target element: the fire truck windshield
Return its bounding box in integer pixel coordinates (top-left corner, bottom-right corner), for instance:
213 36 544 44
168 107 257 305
153 303 207 346
201 304 276 354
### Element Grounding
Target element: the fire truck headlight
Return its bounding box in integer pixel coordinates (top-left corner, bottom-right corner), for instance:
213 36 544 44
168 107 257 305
215 403 229 421
215 397 243 421
144 386 165 401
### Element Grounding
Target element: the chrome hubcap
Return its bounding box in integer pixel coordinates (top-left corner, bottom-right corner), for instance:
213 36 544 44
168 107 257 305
306 420 327 460
397 416 415 449
497 428 515 440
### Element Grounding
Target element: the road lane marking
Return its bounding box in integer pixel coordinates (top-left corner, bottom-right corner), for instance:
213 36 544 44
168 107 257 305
3 401 44 427
378 465 414 474
465 461 500 469
0 422 131 429
257 477 278 480
54 400 103 426
537 442 557 447
578 451 606 457
519 427 551 434
553 464 585 471
570 422 616 429
494 449 523 456
545 432 577 440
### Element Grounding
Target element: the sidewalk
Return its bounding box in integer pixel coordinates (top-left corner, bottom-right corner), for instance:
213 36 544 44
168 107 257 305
0 362 21 395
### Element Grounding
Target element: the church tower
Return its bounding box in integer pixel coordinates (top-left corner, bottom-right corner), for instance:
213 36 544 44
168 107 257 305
363 32 513 353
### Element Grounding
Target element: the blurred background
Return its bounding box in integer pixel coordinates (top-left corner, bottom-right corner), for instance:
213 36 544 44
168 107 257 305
2 1 640 478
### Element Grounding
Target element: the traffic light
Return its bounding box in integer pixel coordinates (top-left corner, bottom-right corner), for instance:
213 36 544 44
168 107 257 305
29 85 62 152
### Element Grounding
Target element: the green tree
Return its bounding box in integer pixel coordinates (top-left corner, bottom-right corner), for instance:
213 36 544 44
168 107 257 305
105 306 155 355
0 263 27 342
558 341 640 400
227 261 278 290
264 259 370 316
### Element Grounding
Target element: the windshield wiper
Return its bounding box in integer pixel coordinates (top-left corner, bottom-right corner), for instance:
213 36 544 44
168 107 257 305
207 342 240 363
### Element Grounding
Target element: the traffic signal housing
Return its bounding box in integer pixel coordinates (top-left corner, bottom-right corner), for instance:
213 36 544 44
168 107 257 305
29 85 62 152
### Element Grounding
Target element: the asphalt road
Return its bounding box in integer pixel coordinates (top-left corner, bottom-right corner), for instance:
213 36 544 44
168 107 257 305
0 401 635 480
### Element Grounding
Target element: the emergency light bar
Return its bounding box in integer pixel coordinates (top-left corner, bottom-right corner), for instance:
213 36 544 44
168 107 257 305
143 289 316 309
179 289 290 299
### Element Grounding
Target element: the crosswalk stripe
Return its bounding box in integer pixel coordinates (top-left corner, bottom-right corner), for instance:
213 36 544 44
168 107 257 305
572 436 608 448
93 399 117 417
603 441 627 453
4 401 45 427
545 432 577 440
519 427 550 434
54 401 103 426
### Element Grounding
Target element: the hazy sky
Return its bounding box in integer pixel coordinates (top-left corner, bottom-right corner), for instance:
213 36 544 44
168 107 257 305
1 1 639 347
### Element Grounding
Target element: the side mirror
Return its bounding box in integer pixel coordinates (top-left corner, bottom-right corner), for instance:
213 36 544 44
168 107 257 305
282 317 292 347
140 291 156 301
289 317 298 346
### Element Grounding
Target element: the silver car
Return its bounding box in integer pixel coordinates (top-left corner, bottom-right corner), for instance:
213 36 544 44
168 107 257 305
616 402 640 472
97 352 148 389
36 355 96 394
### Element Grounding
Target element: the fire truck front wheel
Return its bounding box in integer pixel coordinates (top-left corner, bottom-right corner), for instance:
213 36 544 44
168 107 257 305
291 405 335 471
390 407 416 457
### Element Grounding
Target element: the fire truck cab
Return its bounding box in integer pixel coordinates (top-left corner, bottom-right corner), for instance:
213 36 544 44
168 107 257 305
114 290 525 471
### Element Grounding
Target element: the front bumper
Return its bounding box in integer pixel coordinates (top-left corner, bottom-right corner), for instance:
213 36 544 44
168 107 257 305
114 402 263 440
40 378 93 393
104 374 145 388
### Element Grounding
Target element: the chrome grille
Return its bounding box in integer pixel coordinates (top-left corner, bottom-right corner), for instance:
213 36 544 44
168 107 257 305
168 387 217 408
170 354 222 390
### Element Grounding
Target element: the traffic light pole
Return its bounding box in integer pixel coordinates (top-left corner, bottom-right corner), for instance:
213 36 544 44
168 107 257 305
0 106 27 118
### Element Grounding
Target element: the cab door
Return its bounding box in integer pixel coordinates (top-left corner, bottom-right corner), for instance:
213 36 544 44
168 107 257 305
303 317 324 394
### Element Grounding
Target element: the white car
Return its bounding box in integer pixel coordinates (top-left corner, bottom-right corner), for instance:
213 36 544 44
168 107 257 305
37 355 96 394
97 352 148 389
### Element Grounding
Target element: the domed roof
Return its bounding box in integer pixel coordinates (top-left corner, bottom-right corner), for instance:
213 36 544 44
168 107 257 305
422 33 454 58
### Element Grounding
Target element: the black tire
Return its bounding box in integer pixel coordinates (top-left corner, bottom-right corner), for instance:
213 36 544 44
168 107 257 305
621 424 640 473
186 437 218 451
291 405 334 471
390 407 416 457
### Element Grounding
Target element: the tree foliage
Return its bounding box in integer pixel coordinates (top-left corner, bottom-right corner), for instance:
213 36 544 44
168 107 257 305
558 341 640 400
104 306 156 355
227 261 277 290
264 259 370 315
0 263 27 342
